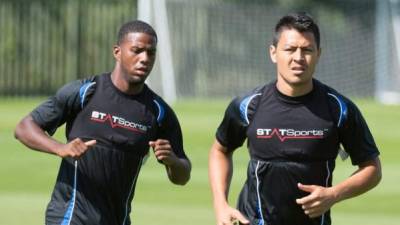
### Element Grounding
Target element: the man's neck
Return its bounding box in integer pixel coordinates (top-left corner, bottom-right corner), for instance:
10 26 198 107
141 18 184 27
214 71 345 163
110 70 144 95
276 79 313 97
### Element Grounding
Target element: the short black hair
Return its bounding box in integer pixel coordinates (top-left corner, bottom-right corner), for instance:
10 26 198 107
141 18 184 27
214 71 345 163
117 20 158 45
273 12 320 48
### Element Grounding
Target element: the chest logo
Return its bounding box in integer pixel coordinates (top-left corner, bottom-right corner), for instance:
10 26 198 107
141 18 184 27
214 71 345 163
90 111 148 133
256 128 325 142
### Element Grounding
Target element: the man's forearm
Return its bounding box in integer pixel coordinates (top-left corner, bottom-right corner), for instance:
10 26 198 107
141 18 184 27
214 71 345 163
332 157 382 203
209 140 233 209
166 158 191 185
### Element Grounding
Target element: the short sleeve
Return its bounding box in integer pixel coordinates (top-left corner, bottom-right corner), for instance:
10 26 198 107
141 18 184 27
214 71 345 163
156 103 188 159
339 100 380 165
215 97 249 151
30 77 96 136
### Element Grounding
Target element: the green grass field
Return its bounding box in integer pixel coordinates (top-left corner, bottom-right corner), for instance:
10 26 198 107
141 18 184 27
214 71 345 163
0 98 399 224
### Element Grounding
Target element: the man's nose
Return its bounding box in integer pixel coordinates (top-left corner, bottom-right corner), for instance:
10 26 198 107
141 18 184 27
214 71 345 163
139 52 150 64
293 48 305 61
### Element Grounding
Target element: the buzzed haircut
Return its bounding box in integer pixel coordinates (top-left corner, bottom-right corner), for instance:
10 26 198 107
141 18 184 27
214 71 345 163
272 12 320 48
117 20 158 45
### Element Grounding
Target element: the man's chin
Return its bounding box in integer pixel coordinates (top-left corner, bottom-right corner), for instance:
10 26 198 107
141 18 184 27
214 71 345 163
289 75 312 85
127 75 147 85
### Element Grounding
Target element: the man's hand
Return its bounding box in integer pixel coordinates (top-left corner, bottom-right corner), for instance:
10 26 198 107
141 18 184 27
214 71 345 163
149 139 178 165
295 183 337 218
149 139 191 185
215 204 249 225
56 138 96 158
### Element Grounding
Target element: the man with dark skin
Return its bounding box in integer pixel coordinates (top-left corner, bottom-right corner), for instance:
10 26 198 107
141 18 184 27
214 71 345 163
15 20 191 225
209 12 381 225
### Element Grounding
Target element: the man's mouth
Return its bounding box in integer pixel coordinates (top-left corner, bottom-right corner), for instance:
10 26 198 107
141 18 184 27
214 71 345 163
135 67 148 75
291 66 305 71
291 66 306 74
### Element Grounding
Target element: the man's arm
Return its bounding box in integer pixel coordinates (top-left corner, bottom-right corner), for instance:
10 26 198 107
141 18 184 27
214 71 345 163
149 139 191 185
296 157 382 218
15 115 96 158
209 139 249 225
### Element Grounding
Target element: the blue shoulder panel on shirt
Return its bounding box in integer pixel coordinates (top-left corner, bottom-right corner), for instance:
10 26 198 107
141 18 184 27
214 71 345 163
239 93 262 125
327 93 348 128
153 99 165 124
79 81 96 108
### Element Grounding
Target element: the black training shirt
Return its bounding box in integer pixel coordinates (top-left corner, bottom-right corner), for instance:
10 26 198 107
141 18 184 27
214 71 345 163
31 73 187 225
215 79 379 225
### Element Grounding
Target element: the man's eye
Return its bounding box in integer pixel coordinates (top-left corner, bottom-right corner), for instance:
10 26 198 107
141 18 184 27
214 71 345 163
131 48 141 54
148 50 156 56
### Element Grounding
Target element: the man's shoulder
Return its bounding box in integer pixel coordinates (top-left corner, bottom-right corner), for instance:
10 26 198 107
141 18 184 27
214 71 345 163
81 74 100 83
233 82 272 104
314 79 354 106
59 74 99 93
225 82 273 125
314 79 361 128
53 73 104 111
145 86 172 108
144 86 177 124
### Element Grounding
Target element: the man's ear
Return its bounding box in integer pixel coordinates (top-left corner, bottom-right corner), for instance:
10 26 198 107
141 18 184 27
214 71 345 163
314 47 322 64
113 45 121 61
269 45 277 63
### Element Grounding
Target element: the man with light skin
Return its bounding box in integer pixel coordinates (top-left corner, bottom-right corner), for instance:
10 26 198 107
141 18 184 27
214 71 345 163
209 12 381 225
15 20 191 225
